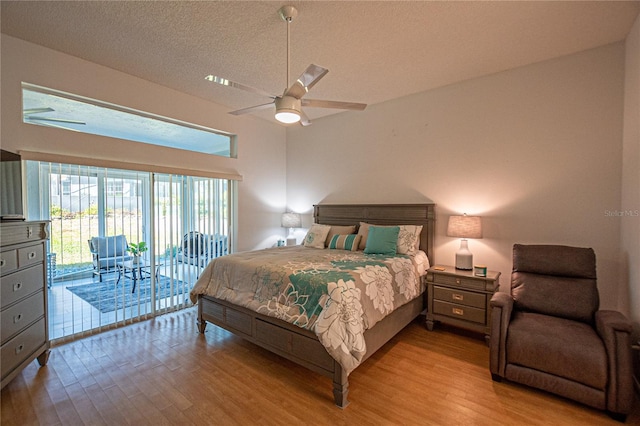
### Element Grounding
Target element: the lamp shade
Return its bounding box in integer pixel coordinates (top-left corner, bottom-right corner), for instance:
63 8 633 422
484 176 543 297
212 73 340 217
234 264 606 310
281 212 302 228
447 215 482 239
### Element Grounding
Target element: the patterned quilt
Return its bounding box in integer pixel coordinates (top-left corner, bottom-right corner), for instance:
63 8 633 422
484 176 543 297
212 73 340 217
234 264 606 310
190 245 429 374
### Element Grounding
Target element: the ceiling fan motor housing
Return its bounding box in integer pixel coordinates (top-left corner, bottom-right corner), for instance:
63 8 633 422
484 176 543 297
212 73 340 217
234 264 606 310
275 96 302 123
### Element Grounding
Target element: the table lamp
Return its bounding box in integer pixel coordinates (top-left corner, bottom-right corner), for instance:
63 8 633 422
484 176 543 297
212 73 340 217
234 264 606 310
447 214 482 270
281 212 302 246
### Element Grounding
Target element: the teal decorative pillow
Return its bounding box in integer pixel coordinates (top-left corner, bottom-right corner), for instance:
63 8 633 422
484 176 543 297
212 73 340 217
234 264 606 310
328 234 361 251
364 226 400 255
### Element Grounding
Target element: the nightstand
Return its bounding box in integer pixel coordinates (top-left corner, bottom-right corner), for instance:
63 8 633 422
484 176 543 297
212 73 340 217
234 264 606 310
426 265 501 343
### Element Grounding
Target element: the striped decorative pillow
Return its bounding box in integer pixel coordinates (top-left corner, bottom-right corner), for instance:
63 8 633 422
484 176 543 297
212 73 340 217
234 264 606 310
328 234 361 251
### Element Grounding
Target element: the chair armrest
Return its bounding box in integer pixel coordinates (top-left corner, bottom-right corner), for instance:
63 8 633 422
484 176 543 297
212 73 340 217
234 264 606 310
595 310 634 415
491 291 513 310
489 291 514 378
88 239 98 254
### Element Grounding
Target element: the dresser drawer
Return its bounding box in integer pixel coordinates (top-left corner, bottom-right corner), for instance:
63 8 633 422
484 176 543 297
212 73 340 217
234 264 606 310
433 300 486 324
0 250 18 275
433 286 486 309
18 244 44 269
1 317 46 380
432 274 485 290
1 291 45 345
0 222 48 247
1 265 44 309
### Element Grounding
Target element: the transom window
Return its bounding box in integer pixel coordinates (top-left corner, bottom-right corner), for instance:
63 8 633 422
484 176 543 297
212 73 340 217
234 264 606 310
22 83 237 158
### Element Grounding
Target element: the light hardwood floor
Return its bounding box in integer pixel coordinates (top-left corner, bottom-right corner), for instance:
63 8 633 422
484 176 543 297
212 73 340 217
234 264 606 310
1 308 638 425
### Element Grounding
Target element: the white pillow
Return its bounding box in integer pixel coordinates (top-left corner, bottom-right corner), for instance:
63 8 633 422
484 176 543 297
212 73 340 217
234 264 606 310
303 224 331 248
396 225 423 255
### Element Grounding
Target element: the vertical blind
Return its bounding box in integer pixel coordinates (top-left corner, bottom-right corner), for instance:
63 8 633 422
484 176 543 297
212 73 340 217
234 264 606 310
26 161 230 343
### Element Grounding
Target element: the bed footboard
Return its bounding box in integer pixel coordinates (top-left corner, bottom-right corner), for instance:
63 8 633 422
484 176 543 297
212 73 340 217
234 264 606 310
198 294 350 407
197 293 424 407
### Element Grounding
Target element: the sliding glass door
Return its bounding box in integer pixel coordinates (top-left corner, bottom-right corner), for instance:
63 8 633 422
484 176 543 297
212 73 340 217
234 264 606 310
25 161 231 342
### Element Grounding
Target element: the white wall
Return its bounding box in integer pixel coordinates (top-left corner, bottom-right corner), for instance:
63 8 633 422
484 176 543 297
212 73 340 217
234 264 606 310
287 43 627 312
622 15 640 330
2 33 634 319
1 35 288 252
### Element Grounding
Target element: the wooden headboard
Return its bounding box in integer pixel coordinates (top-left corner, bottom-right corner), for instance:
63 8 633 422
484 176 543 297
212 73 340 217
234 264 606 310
314 203 436 263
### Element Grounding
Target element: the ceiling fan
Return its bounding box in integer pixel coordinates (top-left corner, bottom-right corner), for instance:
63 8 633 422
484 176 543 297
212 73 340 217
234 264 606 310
205 5 366 126
23 107 86 126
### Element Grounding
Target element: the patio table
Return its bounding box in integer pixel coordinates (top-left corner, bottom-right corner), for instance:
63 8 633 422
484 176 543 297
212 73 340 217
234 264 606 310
116 259 158 292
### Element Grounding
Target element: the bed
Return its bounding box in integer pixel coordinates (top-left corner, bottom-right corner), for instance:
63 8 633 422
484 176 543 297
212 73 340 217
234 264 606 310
190 203 435 407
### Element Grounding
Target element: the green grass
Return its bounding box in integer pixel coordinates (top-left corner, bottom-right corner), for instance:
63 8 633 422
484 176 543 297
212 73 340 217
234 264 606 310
49 211 177 275
49 211 141 266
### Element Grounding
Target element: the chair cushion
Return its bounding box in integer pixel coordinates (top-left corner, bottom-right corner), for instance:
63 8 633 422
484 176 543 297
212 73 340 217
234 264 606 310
511 272 599 323
512 244 596 279
97 255 132 269
506 311 607 390
92 235 128 257
183 232 206 254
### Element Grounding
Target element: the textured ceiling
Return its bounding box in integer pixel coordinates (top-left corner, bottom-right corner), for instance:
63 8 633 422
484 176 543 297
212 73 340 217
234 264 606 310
2 1 639 125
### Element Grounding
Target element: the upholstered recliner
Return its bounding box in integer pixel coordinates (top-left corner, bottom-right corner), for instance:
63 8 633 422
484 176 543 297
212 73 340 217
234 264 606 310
490 244 634 421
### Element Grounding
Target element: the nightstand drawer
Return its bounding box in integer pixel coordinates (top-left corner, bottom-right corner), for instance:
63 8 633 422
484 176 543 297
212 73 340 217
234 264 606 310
433 300 485 324
432 274 485 290
433 286 485 309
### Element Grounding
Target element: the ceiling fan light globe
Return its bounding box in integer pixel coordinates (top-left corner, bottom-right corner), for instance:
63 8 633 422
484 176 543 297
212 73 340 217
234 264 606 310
275 110 301 124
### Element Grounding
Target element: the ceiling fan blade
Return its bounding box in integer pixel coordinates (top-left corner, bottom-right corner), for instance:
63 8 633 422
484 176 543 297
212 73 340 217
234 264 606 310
285 64 329 99
26 116 86 125
302 99 367 111
299 109 311 127
23 107 54 115
205 75 276 99
228 102 275 116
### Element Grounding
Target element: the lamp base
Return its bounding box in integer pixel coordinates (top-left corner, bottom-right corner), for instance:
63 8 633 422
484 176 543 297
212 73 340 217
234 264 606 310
455 253 473 270
286 237 297 246
455 239 473 270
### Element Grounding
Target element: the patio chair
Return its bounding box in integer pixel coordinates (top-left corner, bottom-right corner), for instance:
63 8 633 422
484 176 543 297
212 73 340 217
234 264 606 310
174 231 228 277
88 235 133 281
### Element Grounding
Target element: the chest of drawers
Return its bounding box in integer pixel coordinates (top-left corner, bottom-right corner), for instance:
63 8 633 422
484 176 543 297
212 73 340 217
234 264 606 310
1 221 50 389
426 265 500 343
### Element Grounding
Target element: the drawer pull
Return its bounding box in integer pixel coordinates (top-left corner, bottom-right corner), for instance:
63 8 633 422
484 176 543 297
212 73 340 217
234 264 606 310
14 314 23 323
15 344 25 354
455 279 461 284
28 251 37 259
0 259 5 267
452 293 464 301
13 282 23 292
452 307 464 316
